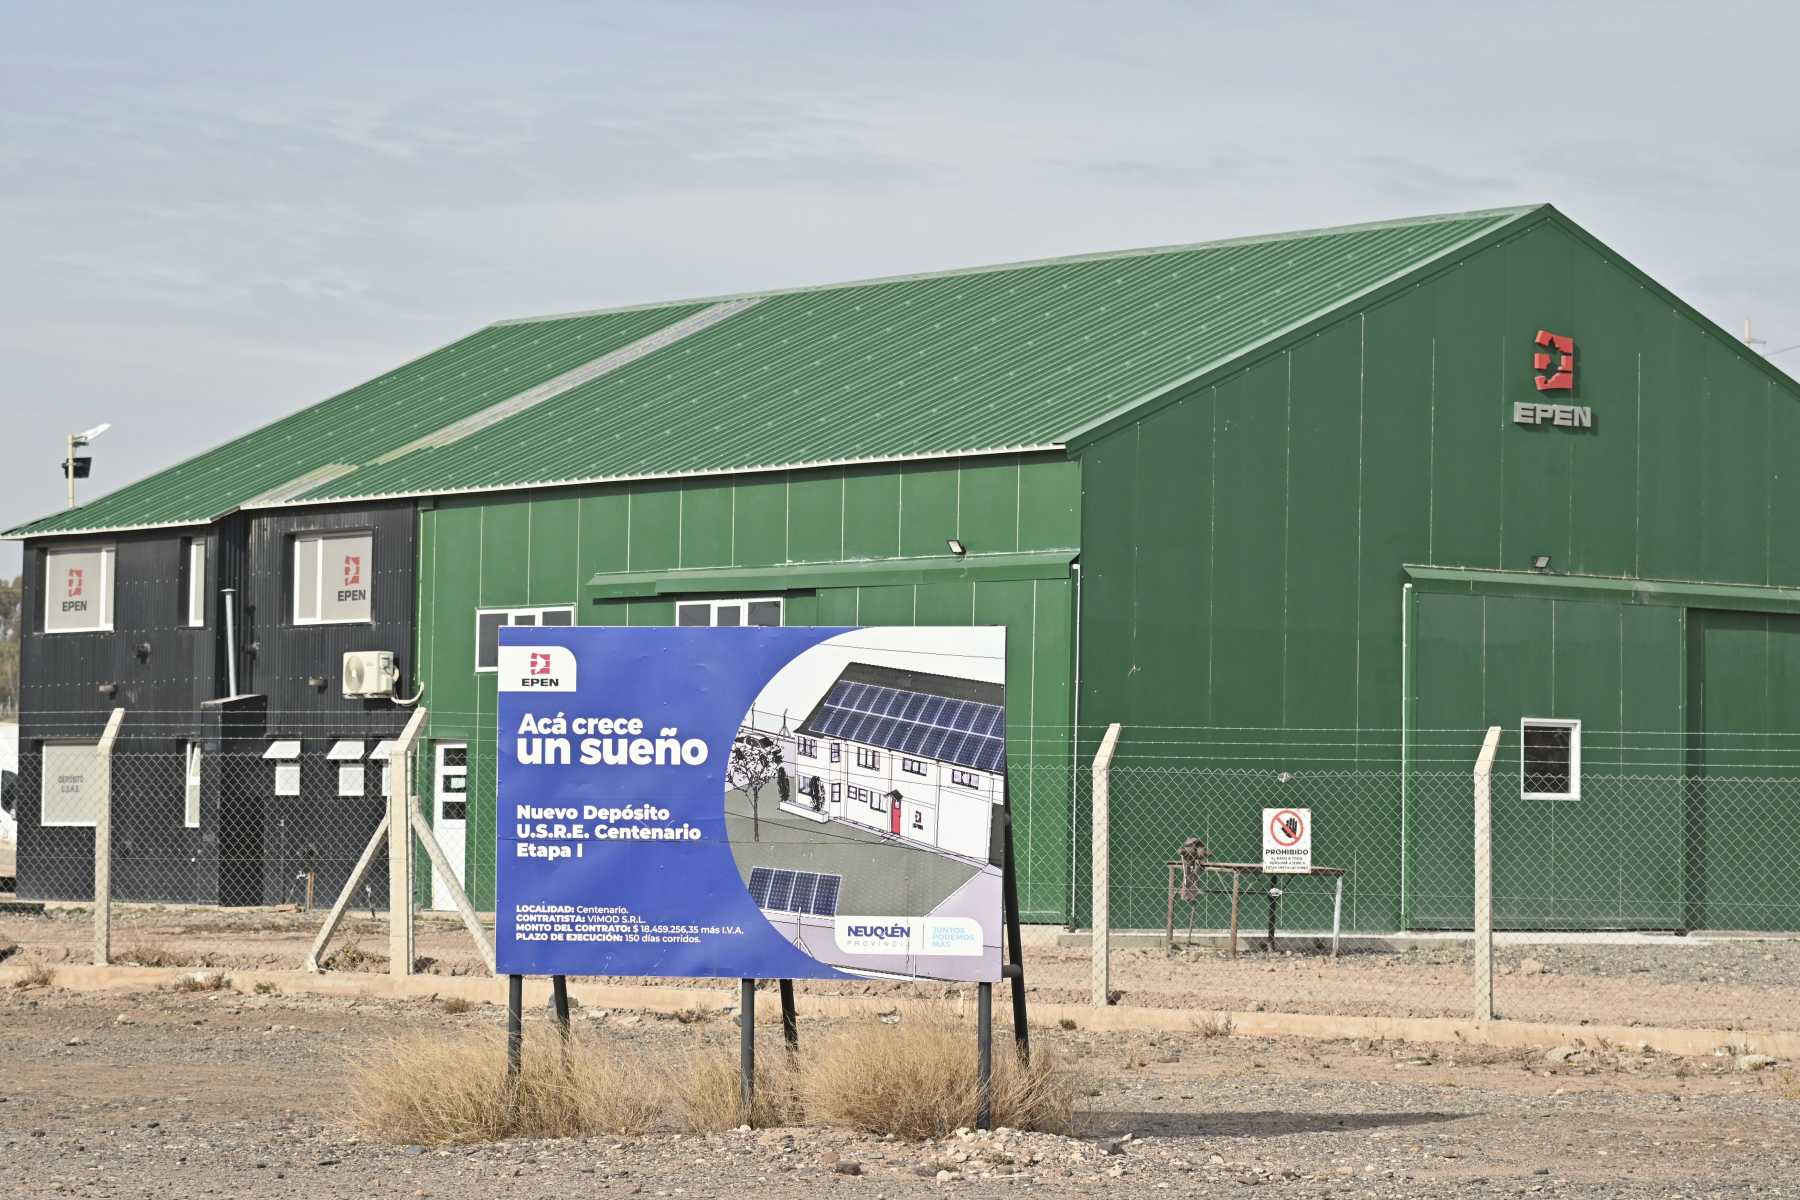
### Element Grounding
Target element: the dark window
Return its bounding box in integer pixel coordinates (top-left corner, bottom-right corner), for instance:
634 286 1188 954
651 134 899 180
797 737 817 758
747 600 782 627
716 606 742 627
829 743 841 763
477 607 574 670
443 746 467 769
476 612 506 671
677 603 710 626
855 746 880 770
1522 720 1579 799
441 801 468 821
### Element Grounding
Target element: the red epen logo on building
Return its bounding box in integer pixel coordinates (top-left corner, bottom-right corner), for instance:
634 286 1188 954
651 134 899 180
529 652 553 676
1533 330 1575 391
342 555 362 586
66 567 84 598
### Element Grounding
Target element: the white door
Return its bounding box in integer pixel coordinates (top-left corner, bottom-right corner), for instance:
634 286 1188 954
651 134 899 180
431 743 469 912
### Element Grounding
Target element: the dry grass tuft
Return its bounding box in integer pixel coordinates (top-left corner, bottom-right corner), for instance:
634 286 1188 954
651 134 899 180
323 940 387 973
674 1045 800 1131
1192 1012 1236 1039
349 1031 672 1144
350 1012 1078 1146
10 959 56 990
119 944 186 968
169 971 231 993
440 996 475 1014
802 1013 1077 1140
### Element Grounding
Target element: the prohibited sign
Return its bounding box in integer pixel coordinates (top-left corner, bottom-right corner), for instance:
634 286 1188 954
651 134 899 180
1262 807 1312 873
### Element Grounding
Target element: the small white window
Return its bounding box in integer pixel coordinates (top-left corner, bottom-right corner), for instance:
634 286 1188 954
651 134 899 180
44 546 114 633
337 765 366 797
183 741 202 828
676 597 783 628
475 606 575 671
185 540 206 628
1521 719 1581 801
263 739 301 798
294 532 373 625
40 741 102 826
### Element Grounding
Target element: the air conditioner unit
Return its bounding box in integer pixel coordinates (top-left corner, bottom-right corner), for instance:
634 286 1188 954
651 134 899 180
342 650 398 699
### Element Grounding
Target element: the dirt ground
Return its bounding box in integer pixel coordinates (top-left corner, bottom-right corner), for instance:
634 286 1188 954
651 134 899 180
1 977 1798 1199
5 904 1800 1033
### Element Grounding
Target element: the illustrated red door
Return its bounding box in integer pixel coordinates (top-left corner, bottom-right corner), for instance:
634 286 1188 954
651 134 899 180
890 800 902 835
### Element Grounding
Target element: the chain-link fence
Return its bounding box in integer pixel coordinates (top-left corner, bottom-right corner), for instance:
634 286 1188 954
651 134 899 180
6 709 1799 1037
1088 724 1800 1035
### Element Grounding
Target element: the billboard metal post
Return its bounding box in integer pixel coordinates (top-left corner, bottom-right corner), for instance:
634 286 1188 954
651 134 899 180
551 975 571 1037
976 981 994 1131
1001 808 1030 1061
739 979 756 1121
507 974 523 1078
778 979 798 1051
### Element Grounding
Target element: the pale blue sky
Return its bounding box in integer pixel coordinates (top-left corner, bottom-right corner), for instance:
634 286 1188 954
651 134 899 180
4 1 1797 572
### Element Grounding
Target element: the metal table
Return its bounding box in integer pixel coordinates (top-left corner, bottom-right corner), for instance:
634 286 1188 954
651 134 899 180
1165 861 1347 958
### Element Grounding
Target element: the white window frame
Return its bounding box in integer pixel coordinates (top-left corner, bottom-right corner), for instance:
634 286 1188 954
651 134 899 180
796 736 817 759
43 545 115 634
675 596 785 628
950 768 979 789
474 605 576 672
185 539 206 628
901 757 927 777
293 532 374 626
855 746 881 770
183 741 202 828
1520 718 1581 801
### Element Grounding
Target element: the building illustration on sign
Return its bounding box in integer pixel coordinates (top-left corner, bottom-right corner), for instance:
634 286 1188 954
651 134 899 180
726 630 1006 980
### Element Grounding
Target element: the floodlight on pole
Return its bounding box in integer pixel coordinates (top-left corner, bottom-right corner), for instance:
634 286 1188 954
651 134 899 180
65 421 113 509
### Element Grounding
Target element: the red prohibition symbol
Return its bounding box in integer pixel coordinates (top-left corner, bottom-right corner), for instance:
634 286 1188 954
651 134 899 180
1269 808 1305 847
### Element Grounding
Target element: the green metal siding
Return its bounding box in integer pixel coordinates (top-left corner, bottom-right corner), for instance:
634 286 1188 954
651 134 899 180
10 305 706 536
416 453 1081 919
1078 212 1800 932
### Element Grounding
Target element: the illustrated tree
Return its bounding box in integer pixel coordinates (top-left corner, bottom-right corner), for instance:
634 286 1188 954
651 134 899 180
727 733 783 841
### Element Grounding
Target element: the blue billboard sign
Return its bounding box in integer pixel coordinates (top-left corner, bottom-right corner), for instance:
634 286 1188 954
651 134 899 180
494 625 1006 982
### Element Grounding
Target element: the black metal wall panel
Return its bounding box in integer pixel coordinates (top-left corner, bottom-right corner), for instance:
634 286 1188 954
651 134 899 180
242 503 416 737
16 502 417 905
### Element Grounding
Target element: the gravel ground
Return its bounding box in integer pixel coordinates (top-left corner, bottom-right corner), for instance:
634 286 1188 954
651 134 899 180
5 905 1800 1033
2 980 1798 1198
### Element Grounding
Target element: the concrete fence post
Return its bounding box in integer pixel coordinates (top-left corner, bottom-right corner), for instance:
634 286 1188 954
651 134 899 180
1090 722 1122 1008
91 707 126 967
1472 724 1502 1022
388 706 428 978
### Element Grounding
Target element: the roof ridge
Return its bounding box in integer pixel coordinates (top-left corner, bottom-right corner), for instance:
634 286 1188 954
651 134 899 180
491 204 1545 328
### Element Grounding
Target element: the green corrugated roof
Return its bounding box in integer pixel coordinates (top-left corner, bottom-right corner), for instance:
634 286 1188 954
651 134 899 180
8 302 707 536
8 205 1539 537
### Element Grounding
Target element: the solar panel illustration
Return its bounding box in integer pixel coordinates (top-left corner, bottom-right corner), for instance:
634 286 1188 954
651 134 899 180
746 867 843 916
809 681 1006 772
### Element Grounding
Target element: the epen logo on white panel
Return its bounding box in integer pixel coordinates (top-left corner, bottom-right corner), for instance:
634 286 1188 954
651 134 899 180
498 645 579 692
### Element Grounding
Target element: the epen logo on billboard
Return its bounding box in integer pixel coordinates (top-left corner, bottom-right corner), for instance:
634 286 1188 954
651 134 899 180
62 568 88 614
497 645 578 692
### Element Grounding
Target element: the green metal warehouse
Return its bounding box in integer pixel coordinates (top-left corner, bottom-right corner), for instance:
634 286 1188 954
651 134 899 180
12 203 1800 934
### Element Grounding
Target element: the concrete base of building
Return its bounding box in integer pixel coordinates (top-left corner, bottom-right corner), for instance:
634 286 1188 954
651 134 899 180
6 960 1797 1062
